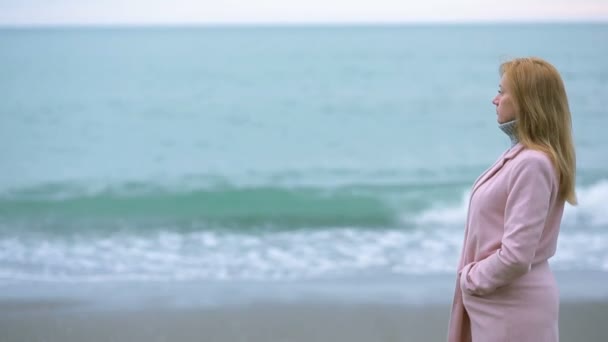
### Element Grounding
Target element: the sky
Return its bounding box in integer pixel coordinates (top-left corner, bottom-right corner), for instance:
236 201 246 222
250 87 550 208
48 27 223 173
0 0 607 26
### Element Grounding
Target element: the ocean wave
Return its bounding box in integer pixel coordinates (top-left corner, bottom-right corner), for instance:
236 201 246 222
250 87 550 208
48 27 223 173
0 227 606 283
1 179 606 232
0 186 398 229
0 168 475 199
410 180 608 229
0 180 465 230
563 179 608 227
0 228 474 282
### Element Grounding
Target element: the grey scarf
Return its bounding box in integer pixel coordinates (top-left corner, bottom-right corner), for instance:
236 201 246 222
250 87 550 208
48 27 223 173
499 120 519 147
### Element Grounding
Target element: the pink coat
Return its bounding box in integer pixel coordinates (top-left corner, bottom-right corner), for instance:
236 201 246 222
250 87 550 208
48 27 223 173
448 143 565 342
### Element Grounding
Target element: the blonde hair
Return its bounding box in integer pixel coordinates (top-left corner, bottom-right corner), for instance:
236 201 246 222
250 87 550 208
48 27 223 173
500 57 577 205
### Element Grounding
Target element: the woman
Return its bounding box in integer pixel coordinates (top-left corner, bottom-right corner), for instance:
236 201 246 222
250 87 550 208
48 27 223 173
447 57 577 342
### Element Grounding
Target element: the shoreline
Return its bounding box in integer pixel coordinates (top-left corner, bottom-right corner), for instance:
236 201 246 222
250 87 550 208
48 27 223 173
1 299 607 342
1 272 607 341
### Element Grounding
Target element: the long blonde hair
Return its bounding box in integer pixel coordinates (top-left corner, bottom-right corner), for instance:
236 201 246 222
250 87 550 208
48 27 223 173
500 57 577 205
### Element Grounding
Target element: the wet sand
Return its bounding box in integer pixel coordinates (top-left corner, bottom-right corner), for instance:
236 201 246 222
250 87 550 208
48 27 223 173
1 299 607 342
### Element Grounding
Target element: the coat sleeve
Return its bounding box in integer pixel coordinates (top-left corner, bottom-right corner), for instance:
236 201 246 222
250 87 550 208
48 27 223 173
460 152 556 296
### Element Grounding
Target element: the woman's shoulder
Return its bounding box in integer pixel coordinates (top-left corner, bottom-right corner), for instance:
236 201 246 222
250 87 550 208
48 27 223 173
516 147 551 163
510 146 556 179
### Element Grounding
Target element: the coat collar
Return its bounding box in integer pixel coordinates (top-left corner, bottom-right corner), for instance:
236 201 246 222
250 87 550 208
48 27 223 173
471 143 525 194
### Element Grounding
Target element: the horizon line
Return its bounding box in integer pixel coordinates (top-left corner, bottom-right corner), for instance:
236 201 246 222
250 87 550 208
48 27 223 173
1 18 607 29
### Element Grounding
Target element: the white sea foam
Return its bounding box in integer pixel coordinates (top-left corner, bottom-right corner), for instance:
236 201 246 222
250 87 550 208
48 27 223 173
411 180 608 229
0 229 456 282
1 223 606 283
563 179 608 227
410 191 470 226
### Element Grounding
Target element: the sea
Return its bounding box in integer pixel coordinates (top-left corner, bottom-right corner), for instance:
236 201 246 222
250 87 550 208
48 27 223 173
0 23 607 306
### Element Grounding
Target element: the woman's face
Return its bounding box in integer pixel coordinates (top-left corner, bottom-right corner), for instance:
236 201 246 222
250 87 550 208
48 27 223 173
492 74 517 124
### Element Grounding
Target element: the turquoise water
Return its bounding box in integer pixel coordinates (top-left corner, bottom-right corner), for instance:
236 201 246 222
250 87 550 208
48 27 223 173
0 24 607 282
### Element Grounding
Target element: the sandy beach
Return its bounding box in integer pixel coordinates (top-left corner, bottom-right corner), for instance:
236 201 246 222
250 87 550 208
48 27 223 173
2 273 608 341
1 298 608 342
